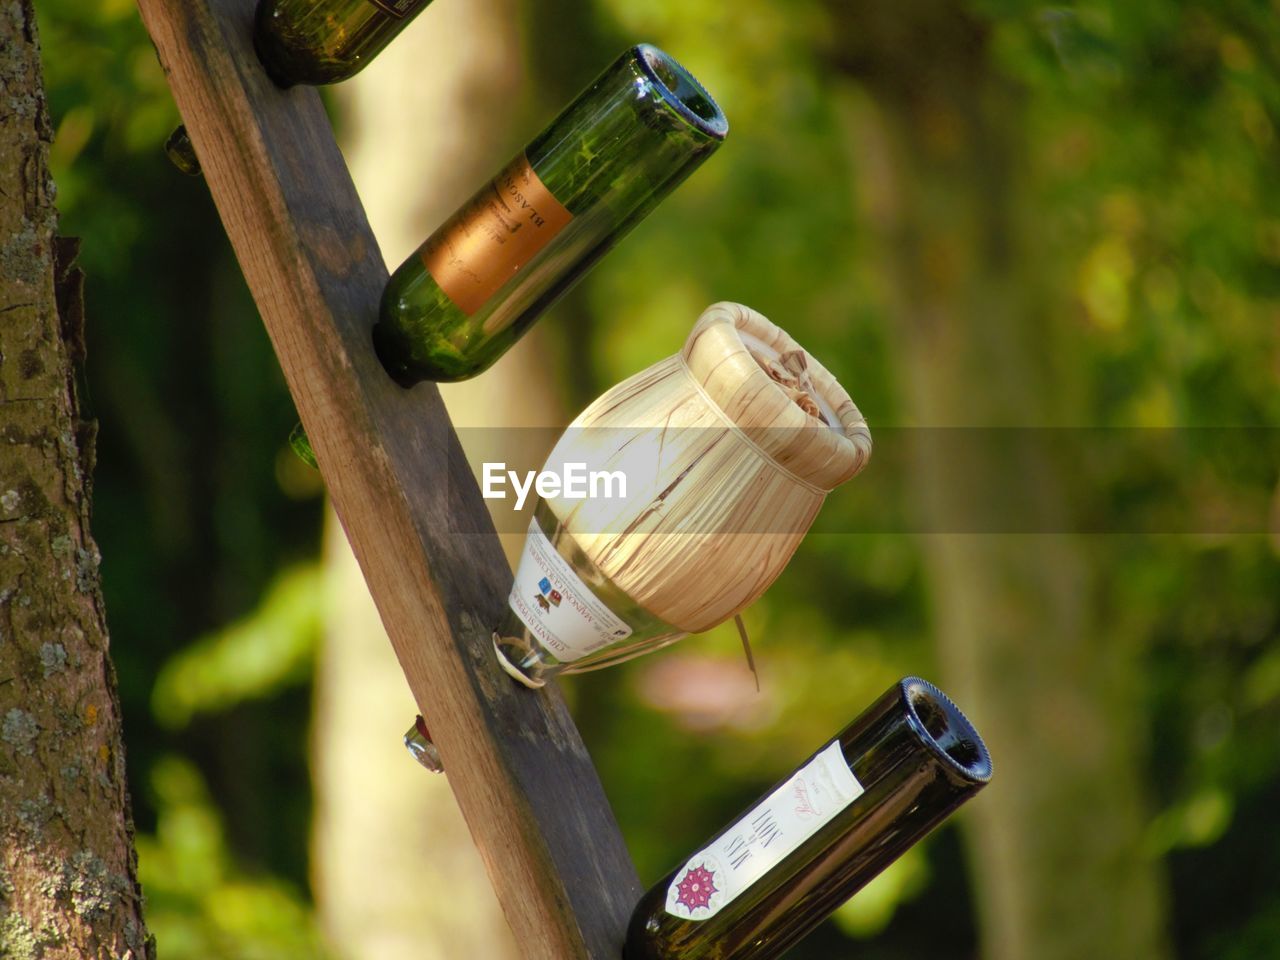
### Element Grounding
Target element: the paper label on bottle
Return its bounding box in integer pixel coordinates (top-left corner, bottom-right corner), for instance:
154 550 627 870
664 740 864 921
508 519 632 662
421 153 573 316
365 0 426 18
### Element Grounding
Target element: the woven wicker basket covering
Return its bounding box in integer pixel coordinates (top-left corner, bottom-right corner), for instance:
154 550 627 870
541 301 871 633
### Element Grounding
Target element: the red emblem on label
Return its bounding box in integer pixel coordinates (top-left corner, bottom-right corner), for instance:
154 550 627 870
675 864 717 912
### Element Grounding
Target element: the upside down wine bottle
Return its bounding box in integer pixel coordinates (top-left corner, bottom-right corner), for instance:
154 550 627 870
165 2 437 179
372 42 728 384
624 677 993 960
287 43 726 468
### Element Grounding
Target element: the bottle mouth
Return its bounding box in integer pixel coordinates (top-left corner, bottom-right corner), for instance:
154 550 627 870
635 44 729 141
901 677 993 784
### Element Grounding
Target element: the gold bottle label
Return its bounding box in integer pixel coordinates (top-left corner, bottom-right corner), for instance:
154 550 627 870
365 0 426 18
421 153 574 316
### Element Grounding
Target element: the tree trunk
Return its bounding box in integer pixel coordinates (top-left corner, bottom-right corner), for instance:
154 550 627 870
309 2 558 957
0 3 152 957
828 4 1172 959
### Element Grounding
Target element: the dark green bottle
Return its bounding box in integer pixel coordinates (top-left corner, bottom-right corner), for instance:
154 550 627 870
624 677 992 960
165 1 434 177
164 125 202 177
253 0 436 88
372 43 728 385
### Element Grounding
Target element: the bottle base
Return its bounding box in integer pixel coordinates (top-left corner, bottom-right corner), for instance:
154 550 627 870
251 24 298 90
371 322 428 388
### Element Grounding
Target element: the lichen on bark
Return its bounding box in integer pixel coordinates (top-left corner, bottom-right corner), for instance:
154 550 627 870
0 2 152 957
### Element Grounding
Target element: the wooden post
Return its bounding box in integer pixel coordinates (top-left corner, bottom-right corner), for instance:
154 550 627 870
133 0 643 956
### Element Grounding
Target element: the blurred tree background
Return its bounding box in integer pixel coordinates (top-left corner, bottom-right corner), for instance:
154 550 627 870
28 0 1280 957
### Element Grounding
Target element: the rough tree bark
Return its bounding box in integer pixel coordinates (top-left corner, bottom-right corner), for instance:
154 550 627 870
0 3 152 958
827 4 1172 960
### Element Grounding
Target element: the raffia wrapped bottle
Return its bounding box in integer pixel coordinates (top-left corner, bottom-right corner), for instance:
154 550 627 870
493 302 872 687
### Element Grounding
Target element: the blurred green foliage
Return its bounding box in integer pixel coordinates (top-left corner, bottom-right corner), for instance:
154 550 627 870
152 565 323 730
31 0 1280 958
137 755 327 958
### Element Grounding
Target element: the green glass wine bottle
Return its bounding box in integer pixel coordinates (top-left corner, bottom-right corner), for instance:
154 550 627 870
624 677 992 960
164 1 434 174
253 0 437 88
165 125 202 177
372 43 728 385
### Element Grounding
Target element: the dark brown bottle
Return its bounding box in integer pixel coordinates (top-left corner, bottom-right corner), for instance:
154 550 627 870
624 677 992 960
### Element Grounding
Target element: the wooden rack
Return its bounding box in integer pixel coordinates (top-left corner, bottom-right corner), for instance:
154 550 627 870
134 0 643 956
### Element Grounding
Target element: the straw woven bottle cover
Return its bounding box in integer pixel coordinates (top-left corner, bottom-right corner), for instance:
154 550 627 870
494 302 872 686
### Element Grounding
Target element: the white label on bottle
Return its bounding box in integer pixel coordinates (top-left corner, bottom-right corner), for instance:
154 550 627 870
508 518 633 662
664 740 864 921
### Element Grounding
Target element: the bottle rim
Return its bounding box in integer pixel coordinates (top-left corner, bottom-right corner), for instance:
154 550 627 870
634 43 730 141
900 677 993 784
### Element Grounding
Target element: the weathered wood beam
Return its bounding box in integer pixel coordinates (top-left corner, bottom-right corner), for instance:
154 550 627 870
133 1 642 955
